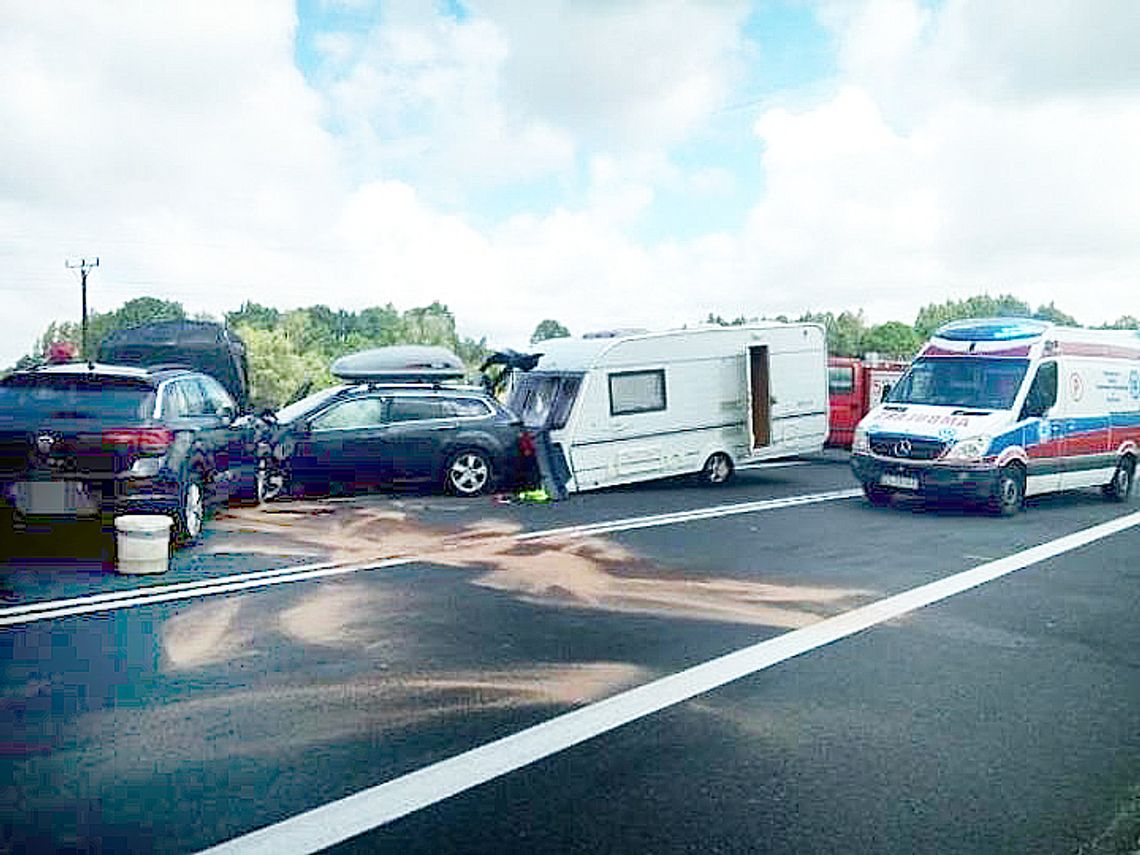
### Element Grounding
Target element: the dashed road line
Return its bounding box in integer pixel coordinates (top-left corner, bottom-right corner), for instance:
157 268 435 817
198 510 1140 855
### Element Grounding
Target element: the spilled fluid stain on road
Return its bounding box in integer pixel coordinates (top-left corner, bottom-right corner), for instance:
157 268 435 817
50 661 652 783
10 497 878 813
207 498 872 630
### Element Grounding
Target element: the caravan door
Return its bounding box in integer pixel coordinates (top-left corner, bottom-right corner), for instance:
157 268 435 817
746 345 771 449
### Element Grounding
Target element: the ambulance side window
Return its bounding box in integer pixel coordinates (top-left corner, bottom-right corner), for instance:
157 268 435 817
1020 361 1057 420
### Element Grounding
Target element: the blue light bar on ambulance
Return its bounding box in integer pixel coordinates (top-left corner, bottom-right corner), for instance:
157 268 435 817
934 318 1050 342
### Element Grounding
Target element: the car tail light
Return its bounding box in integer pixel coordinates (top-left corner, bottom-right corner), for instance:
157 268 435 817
518 431 536 457
102 428 175 454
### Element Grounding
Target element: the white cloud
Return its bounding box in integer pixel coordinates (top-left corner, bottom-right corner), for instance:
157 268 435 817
728 0 1140 326
482 0 751 147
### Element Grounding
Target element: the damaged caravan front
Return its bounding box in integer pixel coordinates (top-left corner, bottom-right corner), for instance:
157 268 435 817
506 324 828 493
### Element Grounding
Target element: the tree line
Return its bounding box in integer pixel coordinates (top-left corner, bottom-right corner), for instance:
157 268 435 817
19 293 1139 408
702 295 1137 360
23 298 488 409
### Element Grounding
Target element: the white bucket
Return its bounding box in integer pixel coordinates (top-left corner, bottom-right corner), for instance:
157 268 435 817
115 514 173 575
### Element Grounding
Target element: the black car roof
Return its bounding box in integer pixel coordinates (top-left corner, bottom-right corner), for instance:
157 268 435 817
10 361 210 387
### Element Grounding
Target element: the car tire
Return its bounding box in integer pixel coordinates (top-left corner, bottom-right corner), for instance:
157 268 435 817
0 507 17 560
445 449 493 497
990 464 1025 516
1102 456 1135 503
257 458 288 503
231 460 263 507
698 452 734 486
175 470 207 545
863 483 891 506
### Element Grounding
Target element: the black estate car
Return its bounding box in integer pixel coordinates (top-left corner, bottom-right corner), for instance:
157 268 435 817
0 362 260 547
259 383 535 499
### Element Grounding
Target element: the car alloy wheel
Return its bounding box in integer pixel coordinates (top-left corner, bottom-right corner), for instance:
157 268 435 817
992 465 1025 516
180 476 205 542
447 451 491 497
257 459 287 503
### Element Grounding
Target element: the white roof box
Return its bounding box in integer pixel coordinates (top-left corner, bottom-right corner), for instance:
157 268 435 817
331 345 466 383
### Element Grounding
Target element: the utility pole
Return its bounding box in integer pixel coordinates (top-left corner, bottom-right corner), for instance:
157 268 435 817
65 257 99 359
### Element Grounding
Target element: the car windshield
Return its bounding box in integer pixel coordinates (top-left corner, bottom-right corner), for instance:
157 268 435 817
506 372 582 430
0 374 154 422
274 386 346 424
886 357 1029 410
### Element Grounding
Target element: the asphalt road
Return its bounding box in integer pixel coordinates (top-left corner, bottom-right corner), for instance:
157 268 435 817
1 451 1138 854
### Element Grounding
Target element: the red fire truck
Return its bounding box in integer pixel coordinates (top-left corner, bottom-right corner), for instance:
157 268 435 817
827 356 909 448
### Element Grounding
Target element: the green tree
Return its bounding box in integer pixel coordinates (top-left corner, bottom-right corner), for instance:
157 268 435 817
861 321 921 358
1032 301 1079 326
913 294 1032 340
1096 315 1140 330
704 313 753 327
355 305 404 345
226 301 280 331
798 310 867 357
531 319 571 343
234 324 335 410
401 302 458 347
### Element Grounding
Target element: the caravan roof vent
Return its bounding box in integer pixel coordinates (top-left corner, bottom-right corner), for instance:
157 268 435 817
331 345 467 383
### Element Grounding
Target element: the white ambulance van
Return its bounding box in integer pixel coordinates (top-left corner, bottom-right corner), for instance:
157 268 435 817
850 318 1140 514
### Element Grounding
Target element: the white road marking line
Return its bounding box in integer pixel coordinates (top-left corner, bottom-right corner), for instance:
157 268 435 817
516 489 861 541
0 559 416 628
0 489 861 628
736 460 809 470
0 560 338 618
198 510 1140 855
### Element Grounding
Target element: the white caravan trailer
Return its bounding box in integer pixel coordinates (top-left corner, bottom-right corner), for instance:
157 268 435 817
506 323 828 493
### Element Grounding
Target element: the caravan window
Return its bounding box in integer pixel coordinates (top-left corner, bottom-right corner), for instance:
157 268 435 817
609 370 666 416
507 373 582 430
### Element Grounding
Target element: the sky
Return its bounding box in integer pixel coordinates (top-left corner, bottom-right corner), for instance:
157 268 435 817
2 0 1139 367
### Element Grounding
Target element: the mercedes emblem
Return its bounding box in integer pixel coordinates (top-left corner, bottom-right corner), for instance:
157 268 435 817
893 438 912 458
36 434 55 455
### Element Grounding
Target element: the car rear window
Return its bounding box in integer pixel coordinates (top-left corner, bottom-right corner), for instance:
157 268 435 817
444 397 491 418
0 374 154 422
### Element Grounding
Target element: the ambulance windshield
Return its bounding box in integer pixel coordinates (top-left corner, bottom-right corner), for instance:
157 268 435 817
886 357 1029 410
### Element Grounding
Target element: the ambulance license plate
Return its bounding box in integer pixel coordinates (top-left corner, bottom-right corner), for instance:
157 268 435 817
880 472 918 491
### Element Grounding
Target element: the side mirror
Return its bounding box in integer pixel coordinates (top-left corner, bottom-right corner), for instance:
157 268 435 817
1020 398 1048 420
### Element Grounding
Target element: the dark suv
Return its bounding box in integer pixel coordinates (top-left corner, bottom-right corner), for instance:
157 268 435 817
260 383 535 499
0 362 260 547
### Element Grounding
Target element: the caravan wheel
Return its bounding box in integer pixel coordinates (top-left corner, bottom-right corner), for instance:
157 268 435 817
699 452 734 486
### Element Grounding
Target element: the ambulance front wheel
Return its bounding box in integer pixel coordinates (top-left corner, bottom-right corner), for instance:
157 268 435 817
699 452 734 486
1102 456 1135 503
991 464 1025 516
862 483 891 507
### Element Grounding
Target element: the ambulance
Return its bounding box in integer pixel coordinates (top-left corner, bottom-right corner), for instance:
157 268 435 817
850 318 1140 514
